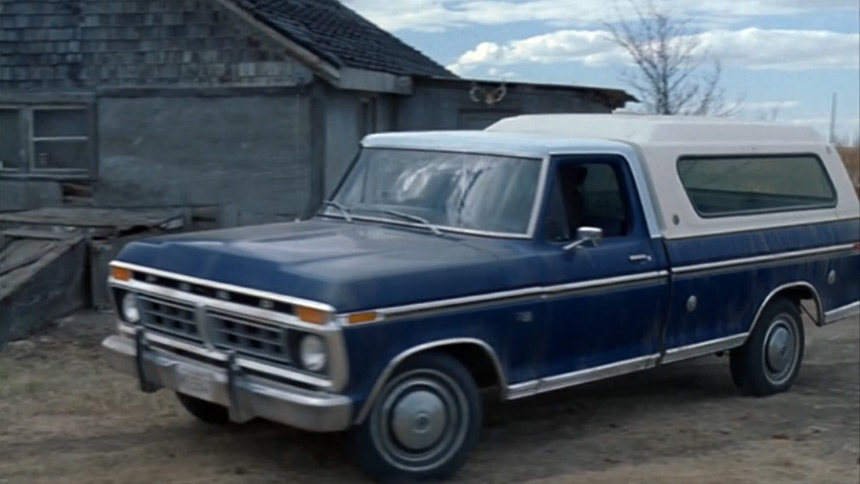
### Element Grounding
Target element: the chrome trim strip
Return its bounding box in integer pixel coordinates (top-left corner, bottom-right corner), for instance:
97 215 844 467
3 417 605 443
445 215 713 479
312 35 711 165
118 324 337 389
354 338 507 424
824 301 860 325
111 276 337 332
506 333 761 401
748 282 823 332
661 333 748 365
526 154 551 239
506 381 539 400
538 354 660 394
110 261 337 313
506 354 661 400
342 271 669 323
671 244 856 275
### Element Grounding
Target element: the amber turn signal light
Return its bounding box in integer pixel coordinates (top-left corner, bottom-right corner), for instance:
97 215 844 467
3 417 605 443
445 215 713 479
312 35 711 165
111 266 132 281
295 306 329 325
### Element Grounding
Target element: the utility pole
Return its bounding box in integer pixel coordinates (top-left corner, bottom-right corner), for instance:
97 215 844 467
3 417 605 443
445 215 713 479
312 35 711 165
828 92 837 144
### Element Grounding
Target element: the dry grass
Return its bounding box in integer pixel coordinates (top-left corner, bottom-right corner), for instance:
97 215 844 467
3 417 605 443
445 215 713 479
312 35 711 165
837 147 860 195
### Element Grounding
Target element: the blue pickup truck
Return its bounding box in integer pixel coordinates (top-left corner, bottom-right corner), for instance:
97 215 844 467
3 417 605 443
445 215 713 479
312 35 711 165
102 114 860 483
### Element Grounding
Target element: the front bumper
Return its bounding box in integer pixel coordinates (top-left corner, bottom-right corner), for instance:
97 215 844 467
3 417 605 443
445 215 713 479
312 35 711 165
102 334 353 432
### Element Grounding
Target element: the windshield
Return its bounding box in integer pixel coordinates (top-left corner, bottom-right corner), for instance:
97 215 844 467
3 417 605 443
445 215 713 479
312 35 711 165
324 148 543 235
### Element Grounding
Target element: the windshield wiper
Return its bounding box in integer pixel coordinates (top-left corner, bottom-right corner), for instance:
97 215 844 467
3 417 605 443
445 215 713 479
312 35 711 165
321 200 353 222
361 208 443 236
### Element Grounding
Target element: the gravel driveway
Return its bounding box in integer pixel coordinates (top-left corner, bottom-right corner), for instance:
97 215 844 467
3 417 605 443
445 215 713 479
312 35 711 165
1 311 857 484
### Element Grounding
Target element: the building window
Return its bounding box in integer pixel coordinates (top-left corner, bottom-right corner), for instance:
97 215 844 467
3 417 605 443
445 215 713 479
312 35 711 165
0 108 22 171
677 154 837 217
0 105 93 178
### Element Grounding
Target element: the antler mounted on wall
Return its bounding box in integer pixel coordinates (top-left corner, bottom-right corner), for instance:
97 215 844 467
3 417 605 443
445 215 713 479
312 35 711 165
469 82 508 107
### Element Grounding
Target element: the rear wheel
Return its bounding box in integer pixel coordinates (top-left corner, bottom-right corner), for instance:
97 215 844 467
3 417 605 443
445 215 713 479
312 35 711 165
176 392 230 425
730 297 804 397
348 353 482 483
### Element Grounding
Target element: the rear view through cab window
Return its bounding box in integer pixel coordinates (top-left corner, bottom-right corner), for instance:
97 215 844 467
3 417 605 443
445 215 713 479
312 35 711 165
677 154 837 217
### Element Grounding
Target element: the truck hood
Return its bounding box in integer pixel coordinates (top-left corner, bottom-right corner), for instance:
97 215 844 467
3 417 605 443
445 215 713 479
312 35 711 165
116 219 540 312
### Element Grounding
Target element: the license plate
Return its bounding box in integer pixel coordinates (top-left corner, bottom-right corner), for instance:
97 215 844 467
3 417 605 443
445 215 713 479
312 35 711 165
175 364 216 401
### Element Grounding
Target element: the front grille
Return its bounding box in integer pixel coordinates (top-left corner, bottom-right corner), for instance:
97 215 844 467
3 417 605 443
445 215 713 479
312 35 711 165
138 295 203 343
131 272 294 315
209 311 291 364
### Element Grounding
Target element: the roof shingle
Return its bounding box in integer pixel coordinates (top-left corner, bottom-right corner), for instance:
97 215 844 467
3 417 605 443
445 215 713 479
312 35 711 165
232 0 457 78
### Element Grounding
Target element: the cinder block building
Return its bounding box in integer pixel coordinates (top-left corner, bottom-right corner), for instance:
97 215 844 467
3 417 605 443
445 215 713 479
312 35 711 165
0 0 633 225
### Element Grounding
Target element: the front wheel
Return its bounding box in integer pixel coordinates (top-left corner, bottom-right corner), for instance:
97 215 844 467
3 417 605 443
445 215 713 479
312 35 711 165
348 353 482 483
730 297 805 397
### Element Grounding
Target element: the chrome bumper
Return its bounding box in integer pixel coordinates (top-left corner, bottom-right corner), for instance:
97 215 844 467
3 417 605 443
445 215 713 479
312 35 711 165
102 334 353 432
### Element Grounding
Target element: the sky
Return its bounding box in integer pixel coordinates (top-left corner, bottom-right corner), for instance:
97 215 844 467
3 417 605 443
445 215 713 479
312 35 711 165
343 0 860 143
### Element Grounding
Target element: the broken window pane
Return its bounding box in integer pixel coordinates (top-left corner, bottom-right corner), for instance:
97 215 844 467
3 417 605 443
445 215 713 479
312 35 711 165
32 140 89 170
33 109 88 138
0 109 23 170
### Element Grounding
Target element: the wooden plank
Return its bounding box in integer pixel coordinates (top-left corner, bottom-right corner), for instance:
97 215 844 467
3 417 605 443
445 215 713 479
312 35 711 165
0 207 185 232
0 237 87 347
2 229 78 241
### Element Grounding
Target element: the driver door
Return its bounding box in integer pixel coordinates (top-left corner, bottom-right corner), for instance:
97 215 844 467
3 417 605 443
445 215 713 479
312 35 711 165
536 154 669 380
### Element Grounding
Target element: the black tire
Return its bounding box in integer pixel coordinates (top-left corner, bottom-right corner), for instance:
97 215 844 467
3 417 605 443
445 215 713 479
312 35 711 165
348 352 482 483
176 392 230 425
730 297 805 397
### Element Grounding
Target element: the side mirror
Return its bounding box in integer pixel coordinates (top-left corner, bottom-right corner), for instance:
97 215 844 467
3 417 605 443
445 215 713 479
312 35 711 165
563 226 603 251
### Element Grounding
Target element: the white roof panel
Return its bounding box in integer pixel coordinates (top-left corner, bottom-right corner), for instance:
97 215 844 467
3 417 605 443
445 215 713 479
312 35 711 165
362 130 630 158
486 113 825 147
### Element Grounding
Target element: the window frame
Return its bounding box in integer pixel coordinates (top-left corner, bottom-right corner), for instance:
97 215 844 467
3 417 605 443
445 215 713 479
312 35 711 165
542 155 636 243
0 106 24 173
676 153 839 219
0 103 96 180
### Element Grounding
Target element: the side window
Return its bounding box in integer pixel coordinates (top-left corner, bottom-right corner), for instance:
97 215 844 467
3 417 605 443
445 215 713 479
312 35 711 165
677 154 837 217
0 105 93 177
545 160 632 241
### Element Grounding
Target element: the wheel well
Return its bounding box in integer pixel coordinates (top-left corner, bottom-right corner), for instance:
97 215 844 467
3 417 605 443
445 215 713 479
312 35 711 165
773 285 823 326
426 343 504 393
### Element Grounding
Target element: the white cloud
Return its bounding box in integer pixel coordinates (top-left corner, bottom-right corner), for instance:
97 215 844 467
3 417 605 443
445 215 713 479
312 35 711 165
698 28 860 71
448 28 860 74
742 101 801 111
343 0 860 32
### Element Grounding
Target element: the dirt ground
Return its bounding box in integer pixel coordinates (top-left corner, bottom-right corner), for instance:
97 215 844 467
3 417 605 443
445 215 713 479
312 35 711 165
0 311 857 484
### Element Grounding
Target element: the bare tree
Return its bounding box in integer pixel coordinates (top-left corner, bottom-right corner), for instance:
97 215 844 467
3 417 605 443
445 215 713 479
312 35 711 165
603 0 741 116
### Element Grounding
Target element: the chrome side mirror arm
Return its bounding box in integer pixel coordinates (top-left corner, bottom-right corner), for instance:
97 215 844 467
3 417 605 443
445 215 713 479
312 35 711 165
562 226 603 251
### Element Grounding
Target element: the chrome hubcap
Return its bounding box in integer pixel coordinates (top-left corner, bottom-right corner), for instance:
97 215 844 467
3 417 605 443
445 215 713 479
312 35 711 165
391 390 447 450
371 369 469 472
763 317 798 384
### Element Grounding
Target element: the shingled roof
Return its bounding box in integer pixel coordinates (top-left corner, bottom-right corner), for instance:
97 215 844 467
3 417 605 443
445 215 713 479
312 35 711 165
232 0 457 78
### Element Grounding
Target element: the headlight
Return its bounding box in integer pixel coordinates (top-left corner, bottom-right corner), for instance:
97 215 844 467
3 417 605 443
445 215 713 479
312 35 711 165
121 292 140 323
299 334 327 372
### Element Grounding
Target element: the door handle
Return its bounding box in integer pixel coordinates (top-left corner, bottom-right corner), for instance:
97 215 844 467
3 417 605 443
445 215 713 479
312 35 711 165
629 254 653 263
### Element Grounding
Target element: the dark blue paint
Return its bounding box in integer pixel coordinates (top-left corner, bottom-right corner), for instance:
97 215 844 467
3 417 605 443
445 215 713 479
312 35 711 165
117 220 541 313
528 154 670 375
115 166 859 405
663 219 860 348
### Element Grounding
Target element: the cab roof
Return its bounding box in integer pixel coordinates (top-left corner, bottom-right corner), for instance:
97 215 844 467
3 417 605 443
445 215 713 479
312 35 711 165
486 113 826 147
361 130 630 159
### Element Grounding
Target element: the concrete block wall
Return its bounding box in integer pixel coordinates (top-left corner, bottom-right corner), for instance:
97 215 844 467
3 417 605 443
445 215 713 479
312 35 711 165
94 93 314 222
